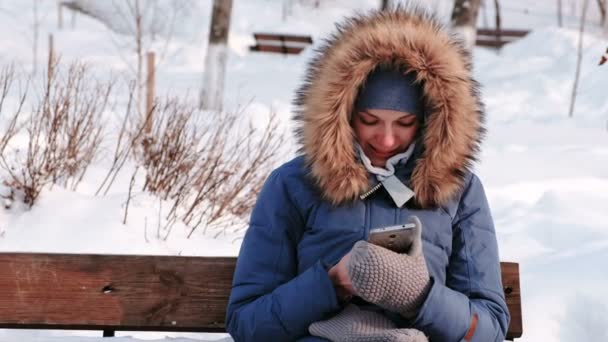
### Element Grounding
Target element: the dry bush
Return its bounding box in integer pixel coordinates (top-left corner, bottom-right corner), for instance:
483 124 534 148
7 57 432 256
1 62 112 207
96 81 147 196
0 65 27 157
132 97 286 237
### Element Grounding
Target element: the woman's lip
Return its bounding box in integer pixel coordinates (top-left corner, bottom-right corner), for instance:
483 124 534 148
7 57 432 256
370 146 396 157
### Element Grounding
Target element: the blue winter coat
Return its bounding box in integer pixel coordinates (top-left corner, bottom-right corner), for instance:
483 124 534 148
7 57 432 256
226 157 509 341
227 8 510 342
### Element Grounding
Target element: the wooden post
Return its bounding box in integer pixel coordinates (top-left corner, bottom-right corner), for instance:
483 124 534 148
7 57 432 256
568 0 590 118
494 0 502 46
48 34 54 80
145 52 155 134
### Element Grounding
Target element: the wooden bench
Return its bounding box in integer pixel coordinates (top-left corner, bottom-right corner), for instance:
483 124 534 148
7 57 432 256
0 253 522 340
250 33 313 55
476 28 530 49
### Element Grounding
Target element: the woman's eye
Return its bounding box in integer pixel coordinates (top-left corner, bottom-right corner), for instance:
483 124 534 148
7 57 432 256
360 118 378 125
397 121 416 127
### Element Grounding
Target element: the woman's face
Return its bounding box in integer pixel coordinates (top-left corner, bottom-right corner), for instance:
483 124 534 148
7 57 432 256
352 109 419 167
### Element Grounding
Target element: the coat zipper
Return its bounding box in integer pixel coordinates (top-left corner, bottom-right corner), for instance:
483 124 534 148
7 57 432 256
359 182 382 200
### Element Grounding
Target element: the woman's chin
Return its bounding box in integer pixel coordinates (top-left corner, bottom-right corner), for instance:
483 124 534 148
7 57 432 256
370 158 387 167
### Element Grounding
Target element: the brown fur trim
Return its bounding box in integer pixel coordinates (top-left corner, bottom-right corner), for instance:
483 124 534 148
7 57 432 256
293 7 485 208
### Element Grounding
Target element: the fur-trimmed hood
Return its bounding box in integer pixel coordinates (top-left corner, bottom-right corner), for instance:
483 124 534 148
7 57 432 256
293 7 485 208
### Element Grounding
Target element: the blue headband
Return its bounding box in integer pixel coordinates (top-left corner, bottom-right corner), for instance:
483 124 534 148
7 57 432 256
355 67 424 120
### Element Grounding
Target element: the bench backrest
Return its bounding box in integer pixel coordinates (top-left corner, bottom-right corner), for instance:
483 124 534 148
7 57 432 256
0 253 522 339
250 33 313 55
476 28 530 48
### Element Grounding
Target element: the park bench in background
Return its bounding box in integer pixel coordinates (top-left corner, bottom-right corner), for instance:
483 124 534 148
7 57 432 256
0 253 523 340
250 33 313 55
476 28 530 49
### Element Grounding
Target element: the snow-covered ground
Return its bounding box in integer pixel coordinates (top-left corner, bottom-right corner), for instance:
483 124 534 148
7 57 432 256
1 0 608 341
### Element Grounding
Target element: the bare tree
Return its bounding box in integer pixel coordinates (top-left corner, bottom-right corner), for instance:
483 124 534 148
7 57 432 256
63 0 189 117
451 0 482 51
568 0 590 118
200 0 233 112
0 66 27 157
494 0 502 44
32 0 40 75
598 0 606 26
130 0 144 116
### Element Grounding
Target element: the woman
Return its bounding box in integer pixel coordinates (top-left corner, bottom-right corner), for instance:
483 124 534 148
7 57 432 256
226 7 509 342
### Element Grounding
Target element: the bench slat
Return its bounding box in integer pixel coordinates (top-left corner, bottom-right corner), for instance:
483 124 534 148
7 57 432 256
0 253 522 339
477 28 530 37
253 33 313 44
501 262 523 340
250 44 306 54
0 253 235 332
475 38 511 48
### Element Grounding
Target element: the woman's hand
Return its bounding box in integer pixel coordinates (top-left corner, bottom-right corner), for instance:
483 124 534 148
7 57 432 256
328 252 356 302
347 216 430 318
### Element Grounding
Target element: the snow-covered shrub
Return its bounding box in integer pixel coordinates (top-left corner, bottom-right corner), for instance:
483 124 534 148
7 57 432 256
131 96 285 236
0 65 25 158
1 61 112 207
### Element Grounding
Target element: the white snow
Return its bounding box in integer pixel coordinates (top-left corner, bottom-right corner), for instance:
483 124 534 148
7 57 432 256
1 0 608 341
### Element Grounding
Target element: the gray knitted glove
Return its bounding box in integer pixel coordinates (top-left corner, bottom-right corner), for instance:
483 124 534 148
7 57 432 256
309 304 428 342
348 216 431 318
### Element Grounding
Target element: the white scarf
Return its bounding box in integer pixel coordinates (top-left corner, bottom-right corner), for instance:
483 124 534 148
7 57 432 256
356 142 416 207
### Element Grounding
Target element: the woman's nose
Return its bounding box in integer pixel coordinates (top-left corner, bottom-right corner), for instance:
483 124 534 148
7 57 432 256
378 128 396 148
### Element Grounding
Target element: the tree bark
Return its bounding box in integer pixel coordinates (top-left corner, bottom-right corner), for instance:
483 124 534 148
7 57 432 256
568 0 590 118
451 0 482 51
200 0 233 112
494 0 502 45
33 0 40 76
598 0 606 26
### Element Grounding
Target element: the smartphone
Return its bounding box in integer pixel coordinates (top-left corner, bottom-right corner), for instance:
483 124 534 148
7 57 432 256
368 223 416 253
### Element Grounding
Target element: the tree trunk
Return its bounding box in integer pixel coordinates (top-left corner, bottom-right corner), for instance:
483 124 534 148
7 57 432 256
451 0 482 51
200 0 233 112
598 0 606 26
33 0 40 76
568 0 590 118
494 0 502 45
134 0 143 120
